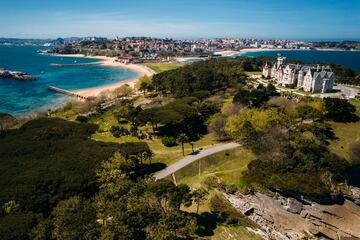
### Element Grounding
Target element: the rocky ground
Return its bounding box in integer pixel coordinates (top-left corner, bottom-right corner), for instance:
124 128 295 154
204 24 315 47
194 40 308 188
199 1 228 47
224 188 360 240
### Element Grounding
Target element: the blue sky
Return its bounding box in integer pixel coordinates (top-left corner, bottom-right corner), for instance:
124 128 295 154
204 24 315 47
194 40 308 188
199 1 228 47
1 0 359 40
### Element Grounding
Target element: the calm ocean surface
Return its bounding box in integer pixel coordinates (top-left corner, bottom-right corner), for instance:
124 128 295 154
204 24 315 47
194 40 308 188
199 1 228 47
0 45 138 116
239 50 360 71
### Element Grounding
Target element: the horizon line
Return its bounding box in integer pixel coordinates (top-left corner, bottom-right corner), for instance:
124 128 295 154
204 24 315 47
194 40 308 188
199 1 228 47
1 36 360 42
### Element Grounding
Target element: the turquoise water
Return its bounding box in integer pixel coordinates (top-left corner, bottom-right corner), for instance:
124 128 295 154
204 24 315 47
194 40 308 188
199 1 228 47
239 50 360 71
0 46 138 116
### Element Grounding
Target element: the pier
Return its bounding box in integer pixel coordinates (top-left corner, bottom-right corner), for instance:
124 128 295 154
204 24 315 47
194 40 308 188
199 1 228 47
48 86 89 100
49 62 101 67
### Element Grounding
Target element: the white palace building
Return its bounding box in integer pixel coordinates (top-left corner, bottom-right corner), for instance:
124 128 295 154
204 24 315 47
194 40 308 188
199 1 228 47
262 54 335 93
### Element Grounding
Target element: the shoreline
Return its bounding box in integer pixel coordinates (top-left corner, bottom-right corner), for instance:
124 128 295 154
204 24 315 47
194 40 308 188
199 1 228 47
50 54 155 97
175 48 360 61
175 48 303 61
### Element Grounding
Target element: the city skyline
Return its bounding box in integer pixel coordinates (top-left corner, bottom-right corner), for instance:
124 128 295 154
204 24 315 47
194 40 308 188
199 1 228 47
1 0 360 40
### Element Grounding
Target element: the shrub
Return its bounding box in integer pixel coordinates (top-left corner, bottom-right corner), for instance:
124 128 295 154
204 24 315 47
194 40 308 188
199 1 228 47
324 98 359 122
192 90 211 100
137 132 147 140
110 126 130 138
76 115 88 123
130 125 138 136
208 115 227 141
210 195 255 227
0 213 39 240
161 136 177 147
62 102 72 112
285 84 296 89
117 142 151 158
0 118 119 215
117 119 128 124
202 176 219 189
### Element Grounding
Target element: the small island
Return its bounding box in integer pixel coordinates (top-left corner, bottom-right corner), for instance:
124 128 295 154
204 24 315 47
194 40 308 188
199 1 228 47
0 68 35 81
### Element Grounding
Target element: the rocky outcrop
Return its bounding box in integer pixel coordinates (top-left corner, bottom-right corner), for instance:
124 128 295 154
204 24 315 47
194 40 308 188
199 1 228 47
0 113 17 130
224 191 360 240
0 68 35 81
275 193 303 214
346 187 360 206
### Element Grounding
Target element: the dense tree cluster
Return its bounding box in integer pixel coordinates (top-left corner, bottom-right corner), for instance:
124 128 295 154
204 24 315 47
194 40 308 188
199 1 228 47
0 116 231 239
233 84 279 108
136 97 218 140
221 89 359 199
149 56 300 98
243 123 348 198
226 96 359 198
161 136 177 147
324 98 359 122
151 58 249 97
0 118 153 239
226 107 287 140
23 151 212 239
311 41 360 51
324 63 360 85
50 45 80 55
208 113 228 141
110 125 130 138
0 119 115 213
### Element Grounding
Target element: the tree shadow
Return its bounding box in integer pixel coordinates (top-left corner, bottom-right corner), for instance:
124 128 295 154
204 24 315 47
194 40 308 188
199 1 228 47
130 162 167 180
344 166 360 188
194 212 219 237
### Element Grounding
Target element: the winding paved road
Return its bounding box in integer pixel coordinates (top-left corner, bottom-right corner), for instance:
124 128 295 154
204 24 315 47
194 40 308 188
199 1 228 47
153 142 241 180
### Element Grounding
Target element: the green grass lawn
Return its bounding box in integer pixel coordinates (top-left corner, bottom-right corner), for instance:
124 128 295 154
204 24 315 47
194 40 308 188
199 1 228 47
143 62 185 73
92 131 220 166
329 121 360 160
176 147 256 188
88 108 262 240
329 99 360 160
175 147 260 240
88 107 221 166
350 99 360 115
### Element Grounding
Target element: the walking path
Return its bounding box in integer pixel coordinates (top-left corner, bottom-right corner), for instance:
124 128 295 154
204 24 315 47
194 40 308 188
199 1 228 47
153 142 241 180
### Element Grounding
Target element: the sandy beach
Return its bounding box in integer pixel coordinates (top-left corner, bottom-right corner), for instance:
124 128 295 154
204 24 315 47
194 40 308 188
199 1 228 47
175 48 299 61
214 50 241 56
52 54 155 97
57 48 302 97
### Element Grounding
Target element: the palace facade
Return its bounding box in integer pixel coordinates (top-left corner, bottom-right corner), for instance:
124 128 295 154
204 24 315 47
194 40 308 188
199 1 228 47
262 54 335 93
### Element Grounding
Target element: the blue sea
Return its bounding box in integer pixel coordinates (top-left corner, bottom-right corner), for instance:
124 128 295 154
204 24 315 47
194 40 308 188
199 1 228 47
239 50 360 72
179 50 360 72
0 45 138 116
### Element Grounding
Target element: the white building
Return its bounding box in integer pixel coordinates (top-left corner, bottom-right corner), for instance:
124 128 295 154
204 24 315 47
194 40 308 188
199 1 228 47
262 54 335 93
